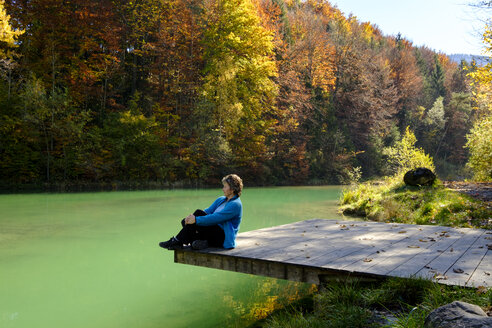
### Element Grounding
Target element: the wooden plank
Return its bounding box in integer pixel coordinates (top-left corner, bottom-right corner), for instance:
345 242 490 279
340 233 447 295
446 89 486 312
261 221 393 264
309 224 440 270
337 225 444 276
387 228 465 278
467 231 492 287
467 249 492 287
231 220 373 261
176 248 333 284
415 229 485 283
365 226 465 276
223 219 333 257
287 231 400 268
443 232 492 286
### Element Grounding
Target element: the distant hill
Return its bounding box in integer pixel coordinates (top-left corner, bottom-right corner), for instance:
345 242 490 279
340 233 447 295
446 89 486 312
448 53 489 66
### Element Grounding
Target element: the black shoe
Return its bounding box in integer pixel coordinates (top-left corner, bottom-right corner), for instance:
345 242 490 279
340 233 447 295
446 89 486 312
191 240 209 250
159 237 182 250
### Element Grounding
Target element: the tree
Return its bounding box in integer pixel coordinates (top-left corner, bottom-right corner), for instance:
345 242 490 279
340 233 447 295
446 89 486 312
200 0 278 177
102 92 161 180
439 92 472 163
6 0 123 111
0 0 23 100
386 36 423 128
429 55 446 101
0 0 23 58
17 75 90 183
383 126 435 176
465 116 492 181
465 21 492 180
330 14 399 175
418 96 446 155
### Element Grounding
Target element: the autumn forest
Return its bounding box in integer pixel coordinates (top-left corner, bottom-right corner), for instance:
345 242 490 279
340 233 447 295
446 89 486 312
0 0 489 189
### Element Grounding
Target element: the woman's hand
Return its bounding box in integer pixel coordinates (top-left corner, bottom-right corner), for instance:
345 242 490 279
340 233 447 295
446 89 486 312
184 214 196 225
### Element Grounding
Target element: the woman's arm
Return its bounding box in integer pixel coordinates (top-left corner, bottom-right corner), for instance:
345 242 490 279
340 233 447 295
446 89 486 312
203 196 226 214
196 201 241 226
184 197 226 225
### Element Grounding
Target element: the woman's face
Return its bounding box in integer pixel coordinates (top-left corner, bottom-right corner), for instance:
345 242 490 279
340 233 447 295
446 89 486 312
222 182 234 199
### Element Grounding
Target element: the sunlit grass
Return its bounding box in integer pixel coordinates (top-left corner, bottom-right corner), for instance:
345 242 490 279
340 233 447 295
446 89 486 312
256 278 492 328
339 177 491 229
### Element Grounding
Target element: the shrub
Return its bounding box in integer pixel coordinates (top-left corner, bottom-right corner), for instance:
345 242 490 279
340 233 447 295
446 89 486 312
383 126 435 176
465 115 492 181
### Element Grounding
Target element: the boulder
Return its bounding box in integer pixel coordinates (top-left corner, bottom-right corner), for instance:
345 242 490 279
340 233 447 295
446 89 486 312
403 167 436 186
424 301 492 328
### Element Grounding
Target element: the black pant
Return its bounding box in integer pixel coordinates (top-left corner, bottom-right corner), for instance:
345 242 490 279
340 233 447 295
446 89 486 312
175 209 225 247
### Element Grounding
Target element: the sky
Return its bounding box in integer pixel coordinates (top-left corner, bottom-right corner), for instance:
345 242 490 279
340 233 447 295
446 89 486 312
332 0 490 55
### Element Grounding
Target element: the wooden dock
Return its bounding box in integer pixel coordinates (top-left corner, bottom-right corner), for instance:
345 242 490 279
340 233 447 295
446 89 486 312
174 219 492 287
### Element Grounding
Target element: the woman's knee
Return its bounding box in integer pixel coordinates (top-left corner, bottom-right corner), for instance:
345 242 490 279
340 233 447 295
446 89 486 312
193 209 207 216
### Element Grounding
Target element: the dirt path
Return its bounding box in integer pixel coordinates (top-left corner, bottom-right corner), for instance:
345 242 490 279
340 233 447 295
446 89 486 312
443 181 492 202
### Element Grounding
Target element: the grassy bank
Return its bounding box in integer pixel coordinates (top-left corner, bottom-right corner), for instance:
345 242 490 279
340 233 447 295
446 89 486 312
339 177 491 230
254 277 492 328
253 177 491 327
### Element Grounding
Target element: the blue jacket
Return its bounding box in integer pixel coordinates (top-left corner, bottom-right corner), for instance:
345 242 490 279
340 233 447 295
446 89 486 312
195 195 242 249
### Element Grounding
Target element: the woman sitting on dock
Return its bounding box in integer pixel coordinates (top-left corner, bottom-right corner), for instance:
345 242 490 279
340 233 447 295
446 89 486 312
159 174 243 250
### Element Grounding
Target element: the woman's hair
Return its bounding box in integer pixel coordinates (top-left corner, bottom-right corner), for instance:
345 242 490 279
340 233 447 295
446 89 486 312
222 174 243 196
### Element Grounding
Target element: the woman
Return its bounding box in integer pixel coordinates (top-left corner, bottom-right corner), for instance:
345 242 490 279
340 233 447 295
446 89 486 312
159 174 243 250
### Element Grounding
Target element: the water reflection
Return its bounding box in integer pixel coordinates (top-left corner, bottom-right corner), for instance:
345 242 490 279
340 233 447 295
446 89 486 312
221 277 317 327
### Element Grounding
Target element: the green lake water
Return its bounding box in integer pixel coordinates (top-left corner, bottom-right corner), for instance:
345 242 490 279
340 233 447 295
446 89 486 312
0 186 343 328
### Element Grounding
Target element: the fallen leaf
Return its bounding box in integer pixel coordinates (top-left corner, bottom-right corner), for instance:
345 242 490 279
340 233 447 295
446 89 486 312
419 239 428 242
477 286 488 294
363 258 373 262
484 272 491 276
487 244 492 250
453 268 464 274
306 256 311 258
434 274 448 280
399 231 407 234
450 248 454 252
408 245 420 248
